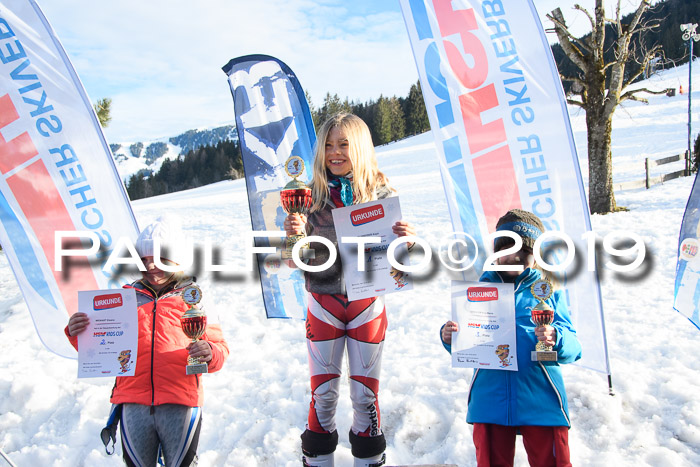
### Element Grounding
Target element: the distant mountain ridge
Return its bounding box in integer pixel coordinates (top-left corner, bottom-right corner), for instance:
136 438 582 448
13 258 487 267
108 124 237 182
168 125 238 155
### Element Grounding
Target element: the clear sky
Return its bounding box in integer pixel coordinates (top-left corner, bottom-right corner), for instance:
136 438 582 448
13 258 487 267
34 0 645 142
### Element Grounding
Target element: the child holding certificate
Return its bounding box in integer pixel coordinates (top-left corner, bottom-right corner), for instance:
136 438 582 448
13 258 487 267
284 113 415 467
440 209 581 467
65 216 229 467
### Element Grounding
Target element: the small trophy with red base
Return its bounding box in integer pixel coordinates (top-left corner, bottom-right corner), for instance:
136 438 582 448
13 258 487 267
180 284 208 375
530 278 557 362
280 156 313 259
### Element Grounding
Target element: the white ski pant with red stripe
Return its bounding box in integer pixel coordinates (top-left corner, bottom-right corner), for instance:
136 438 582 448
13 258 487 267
305 292 387 437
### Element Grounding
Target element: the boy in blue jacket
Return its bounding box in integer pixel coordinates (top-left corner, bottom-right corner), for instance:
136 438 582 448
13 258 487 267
440 209 581 467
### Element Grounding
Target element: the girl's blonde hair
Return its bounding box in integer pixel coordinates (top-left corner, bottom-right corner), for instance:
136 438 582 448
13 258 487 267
309 113 393 212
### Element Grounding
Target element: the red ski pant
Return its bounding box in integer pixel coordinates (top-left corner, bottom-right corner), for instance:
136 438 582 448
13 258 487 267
305 293 387 437
473 423 572 467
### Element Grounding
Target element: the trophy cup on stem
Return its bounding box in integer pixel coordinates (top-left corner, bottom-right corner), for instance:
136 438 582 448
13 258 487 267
180 284 208 375
530 278 558 362
280 155 313 260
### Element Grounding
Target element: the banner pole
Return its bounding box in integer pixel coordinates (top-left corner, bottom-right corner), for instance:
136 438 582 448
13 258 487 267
0 447 17 467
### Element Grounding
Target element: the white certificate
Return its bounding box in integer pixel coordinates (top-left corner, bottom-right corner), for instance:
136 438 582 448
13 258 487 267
450 281 518 371
332 197 412 301
77 288 138 378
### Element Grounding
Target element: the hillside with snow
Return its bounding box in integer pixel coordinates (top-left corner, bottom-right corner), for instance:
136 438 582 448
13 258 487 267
0 63 699 466
108 125 238 184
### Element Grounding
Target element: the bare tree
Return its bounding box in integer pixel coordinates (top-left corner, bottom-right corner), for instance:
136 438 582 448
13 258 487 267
548 0 671 214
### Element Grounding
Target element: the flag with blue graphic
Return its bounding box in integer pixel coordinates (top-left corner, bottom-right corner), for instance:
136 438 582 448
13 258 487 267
400 0 610 374
673 171 700 330
222 54 316 319
0 0 139 357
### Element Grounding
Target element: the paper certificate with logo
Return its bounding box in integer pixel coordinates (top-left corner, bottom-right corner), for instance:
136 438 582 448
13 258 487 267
77 289 138 378
332 197 412 301
450 281 518 371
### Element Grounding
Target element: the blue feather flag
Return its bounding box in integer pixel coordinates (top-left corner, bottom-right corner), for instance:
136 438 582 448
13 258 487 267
673 170 700 330
222 55 316 319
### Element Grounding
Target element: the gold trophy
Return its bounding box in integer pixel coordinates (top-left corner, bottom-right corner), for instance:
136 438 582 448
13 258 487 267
180 284 208 375
530 278 557 362
280 155 313 259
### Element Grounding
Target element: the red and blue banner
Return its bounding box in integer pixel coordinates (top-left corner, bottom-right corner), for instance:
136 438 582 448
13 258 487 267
673 171 700 330
400 0 610 374
0 0 138 357
222 55 316 319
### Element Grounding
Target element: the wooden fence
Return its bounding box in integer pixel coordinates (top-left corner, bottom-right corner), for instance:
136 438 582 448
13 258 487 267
614 150 692 191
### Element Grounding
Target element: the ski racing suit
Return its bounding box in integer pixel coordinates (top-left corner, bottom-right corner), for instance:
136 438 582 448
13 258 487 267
300 185 391 465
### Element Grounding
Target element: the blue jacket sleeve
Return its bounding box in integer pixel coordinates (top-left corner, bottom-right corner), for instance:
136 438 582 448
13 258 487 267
551 290 582 364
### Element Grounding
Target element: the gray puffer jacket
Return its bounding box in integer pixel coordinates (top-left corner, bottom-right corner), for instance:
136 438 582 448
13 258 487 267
304 185 393 295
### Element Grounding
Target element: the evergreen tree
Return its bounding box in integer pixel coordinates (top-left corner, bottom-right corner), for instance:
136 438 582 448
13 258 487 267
130 142 144 158
372 96 406 145
305 90 316 125
126 139 242 199
388 96 406 142
352 99 378 142
126 174 141 200
405 81 430 136
373 96 393 145
314 93 352 127
93 97 112 127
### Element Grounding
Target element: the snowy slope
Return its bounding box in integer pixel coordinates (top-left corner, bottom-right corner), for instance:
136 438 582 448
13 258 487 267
110 139 182 184
109 125 239 184
0 63 699 466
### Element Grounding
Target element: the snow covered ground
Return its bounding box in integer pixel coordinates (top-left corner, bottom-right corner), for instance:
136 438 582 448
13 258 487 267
0 64 699 466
